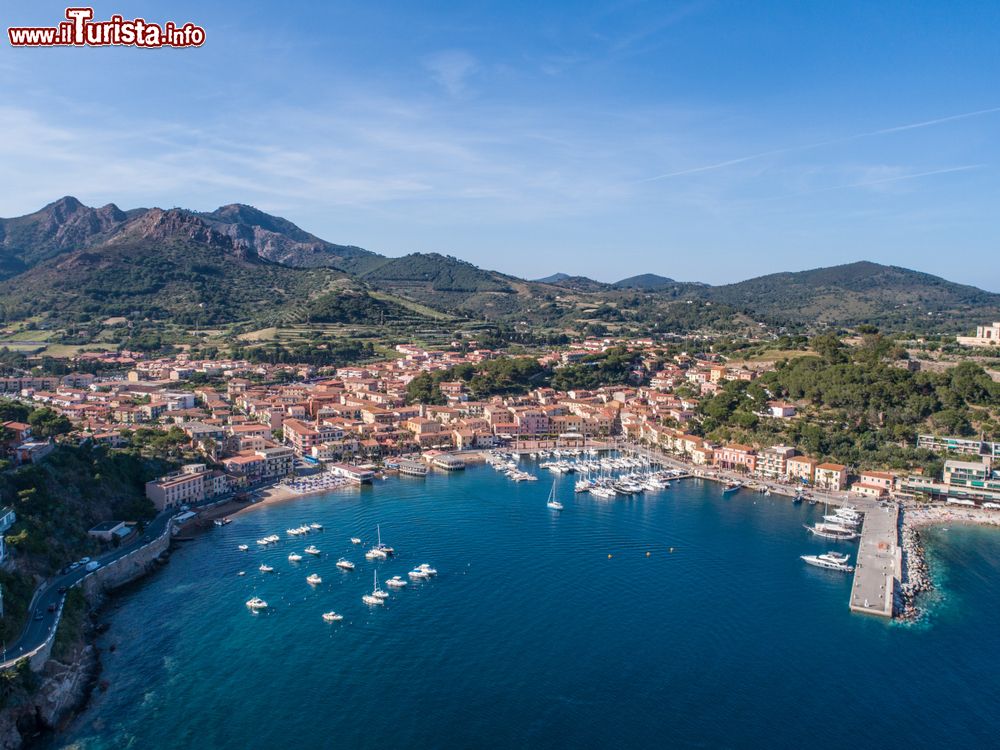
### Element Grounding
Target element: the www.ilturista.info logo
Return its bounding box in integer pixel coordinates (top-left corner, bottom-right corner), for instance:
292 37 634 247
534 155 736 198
8 7 205 48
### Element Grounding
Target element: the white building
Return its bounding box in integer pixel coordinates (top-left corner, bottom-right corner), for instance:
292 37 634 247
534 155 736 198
957 322 1000 347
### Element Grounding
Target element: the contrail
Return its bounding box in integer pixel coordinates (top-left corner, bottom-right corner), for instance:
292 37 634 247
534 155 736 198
805 164 986 194
638 106 1000 183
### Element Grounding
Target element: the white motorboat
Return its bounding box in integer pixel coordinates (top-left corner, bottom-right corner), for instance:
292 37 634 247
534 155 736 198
310 523 323 530
288 552 303 562
350 537 362 545
246 597 268 610
416 563 437 576
546 481 564 511
287 528 302 536
408 568 430 580
306 573 323 585
238 544 249 551
256 539 270 546
237 571 246 576
823 514 859 526
322 611 343 622
336 558 355 570
259 564 274 573
386 576 408 588
304 545 320 555
801 551 854 572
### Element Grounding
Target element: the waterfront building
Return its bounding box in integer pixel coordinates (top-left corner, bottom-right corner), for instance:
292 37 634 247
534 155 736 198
917 434 1000 457
851 471 894 498
786 456 818 484
714 444 757 473
757 445 796 479
815 463 848 491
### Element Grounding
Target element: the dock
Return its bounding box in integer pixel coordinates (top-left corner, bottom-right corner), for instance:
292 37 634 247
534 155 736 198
849 504 900 617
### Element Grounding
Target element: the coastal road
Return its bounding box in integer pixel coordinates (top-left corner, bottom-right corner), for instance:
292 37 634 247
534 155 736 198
1 510 176 667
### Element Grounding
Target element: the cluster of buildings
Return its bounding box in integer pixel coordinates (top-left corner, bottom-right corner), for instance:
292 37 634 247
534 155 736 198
4 339 998 513
957 321 1000 348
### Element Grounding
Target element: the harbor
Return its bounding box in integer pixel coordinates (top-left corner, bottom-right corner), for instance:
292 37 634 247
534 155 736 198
849 503 900 617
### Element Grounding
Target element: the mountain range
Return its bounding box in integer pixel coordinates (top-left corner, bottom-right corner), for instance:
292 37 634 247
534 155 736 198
1 197 998 334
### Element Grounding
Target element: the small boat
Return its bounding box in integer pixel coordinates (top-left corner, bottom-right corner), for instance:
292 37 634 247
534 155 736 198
310 523 323 530
408 568 430 580
304 545 320 555
238 544 249 551
259 564 274 573
362 571 386 605
386 576 408 588
722 481 743 495
792 493 804 504
288 552 303 562
306 573 322 585
336 558 355 570
546 481 564 511
246 597 268 610
322 611 343 622
237 571 246 576
416 563 437 576
256 539 270 546
350 537 362 545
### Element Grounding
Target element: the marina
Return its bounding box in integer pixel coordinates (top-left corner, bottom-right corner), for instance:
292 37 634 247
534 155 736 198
52 465 1000 750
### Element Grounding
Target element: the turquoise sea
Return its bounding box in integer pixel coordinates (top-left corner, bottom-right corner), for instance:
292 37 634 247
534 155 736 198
50 465 1000 749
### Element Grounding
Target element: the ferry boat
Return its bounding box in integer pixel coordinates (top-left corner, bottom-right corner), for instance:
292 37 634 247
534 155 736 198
304 545 320 555
804 522 859 541
801 551 855 572
546 481 564 511
336 558 356 570
246 597 268 611
322 611 344 622
306 573 322 585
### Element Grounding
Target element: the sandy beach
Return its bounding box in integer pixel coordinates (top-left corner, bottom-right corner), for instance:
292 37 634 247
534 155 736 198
903 504 1000 530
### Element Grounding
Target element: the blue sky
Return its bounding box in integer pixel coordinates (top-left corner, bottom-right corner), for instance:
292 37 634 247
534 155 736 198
2 1 999 289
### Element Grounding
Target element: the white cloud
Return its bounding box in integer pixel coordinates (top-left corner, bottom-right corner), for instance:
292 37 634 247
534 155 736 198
422 50 478 97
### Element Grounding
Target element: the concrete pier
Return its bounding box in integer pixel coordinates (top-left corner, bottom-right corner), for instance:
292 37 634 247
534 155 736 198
850 504 900 618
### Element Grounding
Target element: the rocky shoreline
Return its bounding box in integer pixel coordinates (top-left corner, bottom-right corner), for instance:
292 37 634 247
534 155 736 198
0 546 174 749
897 505 1000 622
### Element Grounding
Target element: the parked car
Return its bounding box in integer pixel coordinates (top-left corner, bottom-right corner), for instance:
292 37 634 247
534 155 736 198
78 557 91 565
69 562 81 571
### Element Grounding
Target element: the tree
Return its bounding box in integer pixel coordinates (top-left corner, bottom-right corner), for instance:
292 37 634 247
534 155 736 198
27 407 72 439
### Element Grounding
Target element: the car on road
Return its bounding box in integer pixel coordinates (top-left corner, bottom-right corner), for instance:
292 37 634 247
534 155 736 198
69 562 81 570
78 557 91 565
85 561 100 572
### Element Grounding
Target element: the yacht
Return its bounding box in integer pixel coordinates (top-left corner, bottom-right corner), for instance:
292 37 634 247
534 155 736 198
306 573 323 585
801 551 855 572
546 481 564 511
362 571 386 605
804 522 859 541
336 558 356 570
591 484 617 499
350 537 362 545
386 576 408 588
416 563 437 576
238 544 249 551
245 597 268 611
304 545 321 555
322 611 344 622
408 568 430 580
288 552 303 562
823 513 859 526
365 547 388 560
366 524 394 558
258 564 274 573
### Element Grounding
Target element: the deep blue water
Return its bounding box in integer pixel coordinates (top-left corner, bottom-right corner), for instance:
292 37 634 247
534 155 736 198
50 466 1000 749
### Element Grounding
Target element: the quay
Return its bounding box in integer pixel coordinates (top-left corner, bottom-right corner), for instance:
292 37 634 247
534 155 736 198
850 504 900 617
